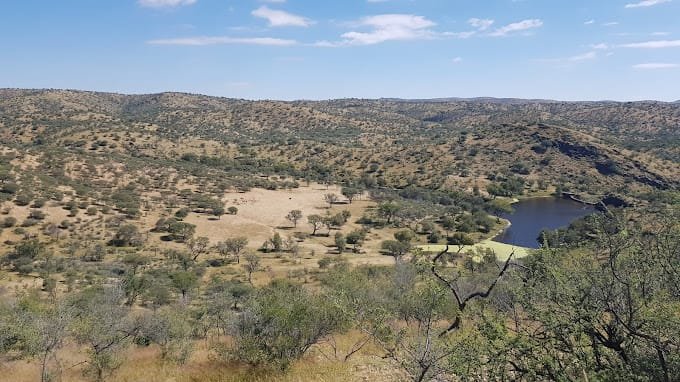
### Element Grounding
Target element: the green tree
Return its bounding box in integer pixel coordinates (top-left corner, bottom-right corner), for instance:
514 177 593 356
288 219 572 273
378 201 400 224
308 214 324 236
285 209 303 227
381 240 411 263
335 232 346 253
170 271 198 301
216 237 248 264
69 286 141 382
341 187 360 204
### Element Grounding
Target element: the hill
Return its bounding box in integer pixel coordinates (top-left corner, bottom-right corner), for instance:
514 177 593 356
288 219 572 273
1 89 678 202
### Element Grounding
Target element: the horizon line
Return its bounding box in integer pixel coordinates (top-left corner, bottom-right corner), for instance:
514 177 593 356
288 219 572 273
1 87 678 104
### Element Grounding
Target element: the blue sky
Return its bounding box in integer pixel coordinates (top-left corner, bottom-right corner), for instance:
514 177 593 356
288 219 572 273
1 0 679 101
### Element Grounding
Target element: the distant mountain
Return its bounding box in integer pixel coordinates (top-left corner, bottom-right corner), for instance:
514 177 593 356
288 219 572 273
0 89 677 200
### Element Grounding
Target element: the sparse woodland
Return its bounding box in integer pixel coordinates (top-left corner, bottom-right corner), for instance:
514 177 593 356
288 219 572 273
0 90 678 381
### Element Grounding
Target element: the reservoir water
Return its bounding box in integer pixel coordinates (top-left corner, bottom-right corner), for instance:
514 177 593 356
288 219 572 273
492 197 596 248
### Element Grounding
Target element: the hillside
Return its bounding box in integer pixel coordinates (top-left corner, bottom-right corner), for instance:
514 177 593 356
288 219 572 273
1 89 678 203
0 89 679 382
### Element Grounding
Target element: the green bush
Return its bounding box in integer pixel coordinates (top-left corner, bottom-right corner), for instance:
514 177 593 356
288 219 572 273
226 280 345 370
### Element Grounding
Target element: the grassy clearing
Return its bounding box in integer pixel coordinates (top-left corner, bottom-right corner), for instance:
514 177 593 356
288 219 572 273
418 239 532 261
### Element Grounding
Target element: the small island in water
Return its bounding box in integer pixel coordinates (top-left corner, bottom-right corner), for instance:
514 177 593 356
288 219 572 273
493 197 597 248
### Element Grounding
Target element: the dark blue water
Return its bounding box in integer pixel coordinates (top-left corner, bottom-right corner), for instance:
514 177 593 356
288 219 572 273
493 197 596 248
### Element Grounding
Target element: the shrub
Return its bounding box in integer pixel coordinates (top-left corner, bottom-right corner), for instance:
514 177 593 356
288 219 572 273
226 280 345 370
28 209 46 220
14 194 32 206
2 216 17 228
175 208 189 220
0 182 18 194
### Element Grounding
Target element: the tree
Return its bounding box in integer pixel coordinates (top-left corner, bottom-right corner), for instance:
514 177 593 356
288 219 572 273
216 237 248 264
428 229 443 244
268 233 283 253
69 286 141 382
308 214 324 236
111 224 144 247
83 242 107 262
441 216 457 237
377 201 400 224
345 230 366 253
174 208 189 220
167 221 195 243
335 232 346 253
324 193 339 208
447 232 474 246
141 306 194 364
341 187 360 204
186 236 210 261
285 209 303 228
1 291 73 382
170 270 198 301
491 211 680 382
211 205 225 220
243 253 260 285
374 276 458 382
381 240 411 263
228 206 238 215
394 229 416 244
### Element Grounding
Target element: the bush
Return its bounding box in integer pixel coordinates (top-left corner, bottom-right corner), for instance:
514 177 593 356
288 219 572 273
32 198 47 208
226 280 345 370
427 230 443 244
0 182 18 194
110 224 144 247
175 208 189 220
21 218 40 227
318 257 333 269
2 216 17 228
447 233 474 246
14 194 32 206
28 209 46 220
2 239 46 273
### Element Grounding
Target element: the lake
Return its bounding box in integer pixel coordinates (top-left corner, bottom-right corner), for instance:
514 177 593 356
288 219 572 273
492 197 596 248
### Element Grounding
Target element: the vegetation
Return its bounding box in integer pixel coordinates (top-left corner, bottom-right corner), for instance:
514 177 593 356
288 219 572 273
0 90 678 381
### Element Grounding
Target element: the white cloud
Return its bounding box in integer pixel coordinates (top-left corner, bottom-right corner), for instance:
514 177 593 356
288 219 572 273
147 36 297 46
333 14 438 46
444 31 477 39
589 43 609 50
252 6 314 27
569 51 597 61
538 51 598 64
620 39 680 48
468 18 494 31
603 22 619 26
625 0 671 8
633 63 679 69
452 57 463 63
138 0 196 8
584 19 595 25
490 19 543 37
